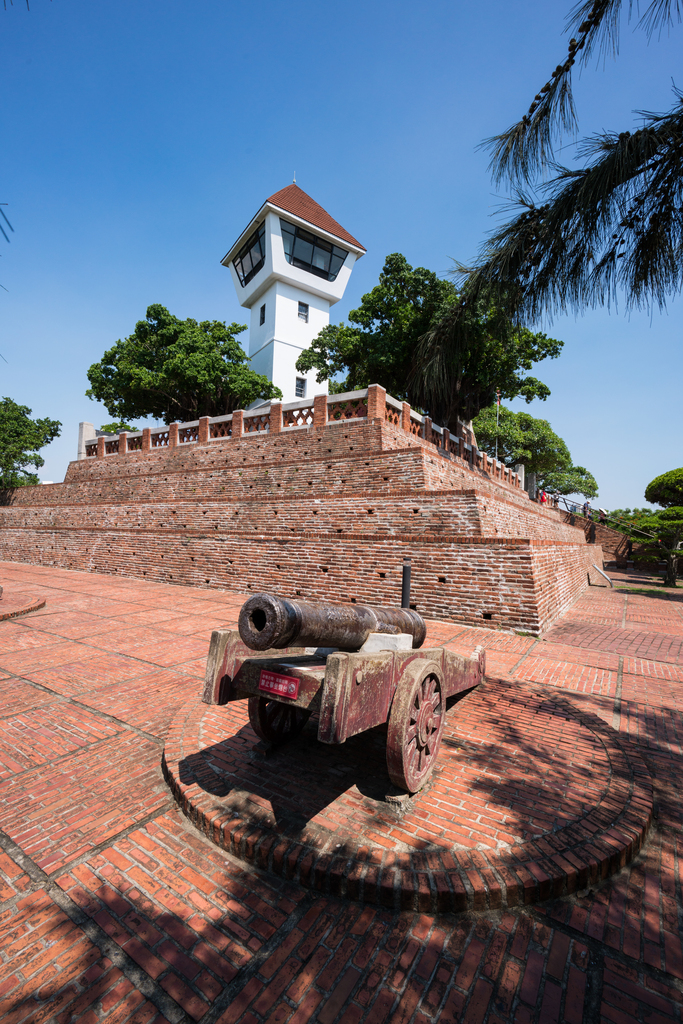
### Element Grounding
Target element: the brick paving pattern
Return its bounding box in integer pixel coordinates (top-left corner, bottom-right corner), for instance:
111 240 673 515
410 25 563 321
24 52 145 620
0 561 681 1023
164 683 652 912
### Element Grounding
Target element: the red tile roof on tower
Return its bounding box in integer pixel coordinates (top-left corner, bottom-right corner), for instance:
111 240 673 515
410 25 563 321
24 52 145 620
266 184 365 251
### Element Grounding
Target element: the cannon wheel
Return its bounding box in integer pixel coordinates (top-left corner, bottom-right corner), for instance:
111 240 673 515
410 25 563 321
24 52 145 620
248 697 311 746
386 659 445 793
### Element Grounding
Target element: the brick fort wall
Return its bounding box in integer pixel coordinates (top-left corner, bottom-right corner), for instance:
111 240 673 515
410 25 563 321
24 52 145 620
0 392 601 635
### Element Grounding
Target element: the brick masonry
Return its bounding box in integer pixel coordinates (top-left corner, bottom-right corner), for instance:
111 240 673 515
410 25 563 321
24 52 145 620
0 562 682 1024
163 677 653 914
0 419 601 635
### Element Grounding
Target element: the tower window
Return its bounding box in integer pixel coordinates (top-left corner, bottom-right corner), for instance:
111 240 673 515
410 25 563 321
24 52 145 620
259 304 266 325
233 223 266 287
298 302 309 323
280 219 348 282
295 377 307 399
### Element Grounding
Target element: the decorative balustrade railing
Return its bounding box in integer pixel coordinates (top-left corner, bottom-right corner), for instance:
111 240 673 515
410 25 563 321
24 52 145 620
210 418 232 439
327 393 368 422
80 385 520 489
243 412 269 434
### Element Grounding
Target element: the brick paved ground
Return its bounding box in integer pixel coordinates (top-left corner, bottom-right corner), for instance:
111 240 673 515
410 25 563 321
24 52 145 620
0 561 682 1023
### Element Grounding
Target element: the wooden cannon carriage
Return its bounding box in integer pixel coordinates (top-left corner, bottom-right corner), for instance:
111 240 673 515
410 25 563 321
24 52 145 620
203 593 485 793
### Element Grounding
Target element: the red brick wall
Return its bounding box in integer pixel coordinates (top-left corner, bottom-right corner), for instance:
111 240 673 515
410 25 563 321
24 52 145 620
0 418 597 635
559 511 629 563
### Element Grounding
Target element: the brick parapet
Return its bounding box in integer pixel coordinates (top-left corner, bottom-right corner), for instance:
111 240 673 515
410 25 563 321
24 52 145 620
0 413 600 635
37 420 525 505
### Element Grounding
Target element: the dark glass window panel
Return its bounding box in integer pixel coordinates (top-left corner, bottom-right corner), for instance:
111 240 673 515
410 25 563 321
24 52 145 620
279 219 348 281
312 245 331 272
233 224 266 286
328 253 345 278
281 224 295 258
293 236 314 265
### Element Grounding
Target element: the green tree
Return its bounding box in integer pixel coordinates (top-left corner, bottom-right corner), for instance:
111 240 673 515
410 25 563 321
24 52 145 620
540 465 598 500
100 421 137 434
458 1 682 319
86 304 282 425
472 403 598 497
296 253 457 400
0 397 61 489
622 507 683 587
639 467 683 586
645 468 683 508
297 255 563 429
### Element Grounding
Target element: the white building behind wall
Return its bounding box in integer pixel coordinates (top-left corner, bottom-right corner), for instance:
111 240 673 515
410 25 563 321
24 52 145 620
221 184 365 404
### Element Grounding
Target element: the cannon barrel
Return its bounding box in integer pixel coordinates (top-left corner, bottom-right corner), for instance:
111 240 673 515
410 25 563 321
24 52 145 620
238 593 426 652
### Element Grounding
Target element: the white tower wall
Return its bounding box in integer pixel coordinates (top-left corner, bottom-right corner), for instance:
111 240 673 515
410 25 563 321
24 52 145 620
247 281 331 402
222 187 365 405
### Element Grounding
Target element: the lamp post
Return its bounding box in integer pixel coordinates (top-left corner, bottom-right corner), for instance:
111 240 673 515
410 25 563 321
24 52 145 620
495 390 500 461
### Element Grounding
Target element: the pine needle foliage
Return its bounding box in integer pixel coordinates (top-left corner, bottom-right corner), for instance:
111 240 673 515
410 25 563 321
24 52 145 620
485 0 682 186
462 0 683 317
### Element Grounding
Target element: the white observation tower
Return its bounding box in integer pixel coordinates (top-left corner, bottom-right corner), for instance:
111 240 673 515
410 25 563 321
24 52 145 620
221 184 365 404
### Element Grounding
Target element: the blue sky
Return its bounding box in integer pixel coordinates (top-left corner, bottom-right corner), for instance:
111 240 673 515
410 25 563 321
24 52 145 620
1 0 680 508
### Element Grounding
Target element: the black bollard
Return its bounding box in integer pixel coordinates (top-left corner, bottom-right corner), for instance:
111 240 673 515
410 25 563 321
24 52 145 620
401 558 412 609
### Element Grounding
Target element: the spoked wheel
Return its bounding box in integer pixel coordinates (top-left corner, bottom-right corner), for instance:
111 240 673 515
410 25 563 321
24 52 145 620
248 697 311 746
386 660 445 793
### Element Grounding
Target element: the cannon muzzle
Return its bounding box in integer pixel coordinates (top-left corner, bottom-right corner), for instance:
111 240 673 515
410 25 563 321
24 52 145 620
238 593 426 652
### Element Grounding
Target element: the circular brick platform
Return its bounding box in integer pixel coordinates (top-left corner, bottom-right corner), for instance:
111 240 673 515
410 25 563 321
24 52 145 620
0 587 46 621
163 679 653 913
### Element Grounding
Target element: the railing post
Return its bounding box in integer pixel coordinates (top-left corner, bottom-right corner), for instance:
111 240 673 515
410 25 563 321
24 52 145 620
313 394 327 428
169 423 179 448
423 415 432 442
401 401 411 433
118 431 128 456
198 416 210 444
232 410 244 439
142 428 151 452
367 384 386 422
269 402 282 434
96 436 105 459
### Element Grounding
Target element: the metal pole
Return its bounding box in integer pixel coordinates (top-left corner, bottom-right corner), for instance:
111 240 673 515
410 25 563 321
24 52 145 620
495 390 500 461
401 558 412 609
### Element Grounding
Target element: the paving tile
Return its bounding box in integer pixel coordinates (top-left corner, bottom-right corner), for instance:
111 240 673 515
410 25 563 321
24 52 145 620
0 732 170 873
0 560 680 1024
0 703 122 779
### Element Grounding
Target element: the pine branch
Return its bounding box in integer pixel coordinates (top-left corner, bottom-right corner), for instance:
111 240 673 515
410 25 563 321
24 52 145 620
463 93 683 316
484 0 681 185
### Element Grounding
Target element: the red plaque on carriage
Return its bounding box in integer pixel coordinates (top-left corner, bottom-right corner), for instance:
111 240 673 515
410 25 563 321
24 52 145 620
258 669 300 700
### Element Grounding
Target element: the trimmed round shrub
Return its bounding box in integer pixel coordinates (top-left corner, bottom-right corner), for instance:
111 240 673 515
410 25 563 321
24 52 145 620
644 468 683 508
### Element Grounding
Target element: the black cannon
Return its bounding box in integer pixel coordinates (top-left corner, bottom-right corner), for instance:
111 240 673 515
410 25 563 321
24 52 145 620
205 593 484 793
238 592 426 652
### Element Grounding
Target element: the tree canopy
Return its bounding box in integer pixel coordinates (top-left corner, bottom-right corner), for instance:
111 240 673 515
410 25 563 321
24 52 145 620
457 0 682 319
100 421 137 434
296 254 456 400
296 254 563 431
0 397 61 490
622 506 683 587
645 468 683 508
86 304 282 425
472 403 598 497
